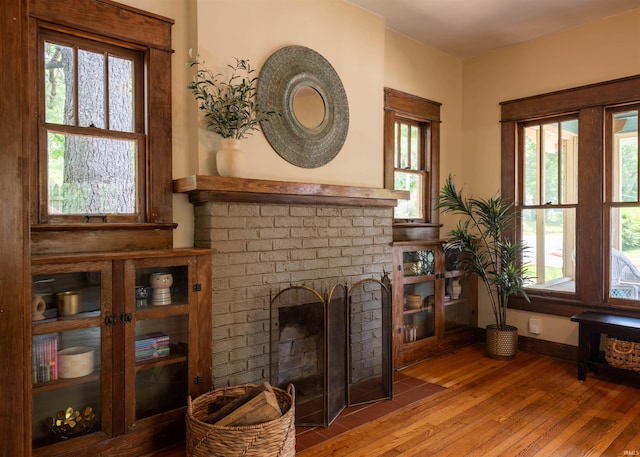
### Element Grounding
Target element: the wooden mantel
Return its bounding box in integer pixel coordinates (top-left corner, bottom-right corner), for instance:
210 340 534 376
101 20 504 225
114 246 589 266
173 175 409 207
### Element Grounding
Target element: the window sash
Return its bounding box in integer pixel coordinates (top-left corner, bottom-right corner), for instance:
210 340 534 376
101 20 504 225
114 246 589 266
501 75 640 315
38 28 145 223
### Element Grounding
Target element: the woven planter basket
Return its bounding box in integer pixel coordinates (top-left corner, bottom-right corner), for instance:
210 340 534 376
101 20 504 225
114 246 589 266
605 337 640 371
186 384 295 457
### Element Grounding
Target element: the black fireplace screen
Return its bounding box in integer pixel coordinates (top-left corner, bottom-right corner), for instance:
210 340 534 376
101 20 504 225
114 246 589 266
269 276 392 427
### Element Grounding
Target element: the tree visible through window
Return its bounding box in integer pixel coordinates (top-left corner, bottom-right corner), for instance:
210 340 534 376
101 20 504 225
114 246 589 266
41 30 144 220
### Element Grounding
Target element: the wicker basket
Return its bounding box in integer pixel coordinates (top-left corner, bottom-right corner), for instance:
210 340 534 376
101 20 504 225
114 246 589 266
605 337 640 371
186 384 295 457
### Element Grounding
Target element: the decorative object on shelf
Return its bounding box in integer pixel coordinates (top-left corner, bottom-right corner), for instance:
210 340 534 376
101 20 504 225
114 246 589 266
47 406 97 439
187 52 277 177
438 174 530 360
149 272 173 306
32 295 47 321
424 295 435 310
57 291 80 316
135 332 170 362
404 325 417 343
215 138 244 178
450 278 462 300
33 334 59 383
257 45 349 169
406 294 422 310
58 347 94 378
135 285 148 308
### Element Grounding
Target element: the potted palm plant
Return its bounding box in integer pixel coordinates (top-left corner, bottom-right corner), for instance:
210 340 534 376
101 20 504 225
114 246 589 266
187 53 276 177
438 174 530 360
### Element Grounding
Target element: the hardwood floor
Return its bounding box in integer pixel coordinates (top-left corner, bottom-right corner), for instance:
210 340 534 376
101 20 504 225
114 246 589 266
298 344 640 457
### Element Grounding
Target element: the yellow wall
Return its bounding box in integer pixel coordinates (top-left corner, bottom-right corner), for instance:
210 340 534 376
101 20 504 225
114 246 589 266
462 9 640 344
118 0 640 346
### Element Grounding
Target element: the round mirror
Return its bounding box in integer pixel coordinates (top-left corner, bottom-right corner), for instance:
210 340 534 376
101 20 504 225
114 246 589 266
292 86 325 130
257 46 349 168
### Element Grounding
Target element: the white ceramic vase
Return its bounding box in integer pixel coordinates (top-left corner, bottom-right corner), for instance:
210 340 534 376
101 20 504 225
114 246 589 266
216 138 244 177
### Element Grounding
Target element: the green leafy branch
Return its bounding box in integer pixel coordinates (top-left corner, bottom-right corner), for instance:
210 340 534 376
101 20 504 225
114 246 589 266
187 55 276 139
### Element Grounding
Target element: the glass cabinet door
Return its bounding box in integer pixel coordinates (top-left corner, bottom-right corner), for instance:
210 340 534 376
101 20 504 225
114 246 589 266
31 261 111 450
125 258 193 426
401 249 438 344
444 275 474 332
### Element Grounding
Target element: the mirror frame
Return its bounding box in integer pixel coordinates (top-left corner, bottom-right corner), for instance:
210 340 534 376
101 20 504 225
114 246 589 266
258 45 349 168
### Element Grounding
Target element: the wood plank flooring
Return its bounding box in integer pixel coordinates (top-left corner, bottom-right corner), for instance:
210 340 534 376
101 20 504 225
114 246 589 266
298 344 640 457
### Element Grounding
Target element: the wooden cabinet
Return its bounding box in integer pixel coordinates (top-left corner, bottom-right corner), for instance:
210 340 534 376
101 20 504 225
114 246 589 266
29 249 212 456
392 241 477 368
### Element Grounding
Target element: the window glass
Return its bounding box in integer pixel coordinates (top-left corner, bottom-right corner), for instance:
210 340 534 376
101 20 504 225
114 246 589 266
522 119 578 292
42 34 141 220
78 49 106 129
394 171 423 219
45 42 75 125
394 120 425 219
610 109 640 301
47 132 137 214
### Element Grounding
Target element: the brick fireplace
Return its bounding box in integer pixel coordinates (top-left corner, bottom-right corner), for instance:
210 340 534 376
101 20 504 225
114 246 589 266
175 176 406 389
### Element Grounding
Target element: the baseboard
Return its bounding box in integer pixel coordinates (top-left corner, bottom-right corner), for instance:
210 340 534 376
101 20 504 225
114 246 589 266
474 327 578 363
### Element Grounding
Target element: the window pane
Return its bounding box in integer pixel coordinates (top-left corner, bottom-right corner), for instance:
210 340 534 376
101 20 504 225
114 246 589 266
44 42 75 125
48 132 136 215
522 207 576 292
612 111 638 203
543 122 559 204
396 123 408 169
409 125 419 170
610 207 640 300
78 49 106 129
394 171 423 219
108 55 134 132
523 120 578 205
523 125 540 206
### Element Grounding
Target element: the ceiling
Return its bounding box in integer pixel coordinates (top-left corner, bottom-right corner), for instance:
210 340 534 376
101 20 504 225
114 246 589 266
346 0 640 58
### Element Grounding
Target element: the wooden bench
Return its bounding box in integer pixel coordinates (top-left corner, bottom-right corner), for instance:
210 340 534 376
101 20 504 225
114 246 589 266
570 311 640 381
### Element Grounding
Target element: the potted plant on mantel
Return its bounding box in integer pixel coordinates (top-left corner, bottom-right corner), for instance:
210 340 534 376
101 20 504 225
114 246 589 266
187 52 276 177
438 174 530 360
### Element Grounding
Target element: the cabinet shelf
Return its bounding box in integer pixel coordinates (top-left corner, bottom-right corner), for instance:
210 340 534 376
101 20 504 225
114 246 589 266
32 372 100 393
403 274 437 284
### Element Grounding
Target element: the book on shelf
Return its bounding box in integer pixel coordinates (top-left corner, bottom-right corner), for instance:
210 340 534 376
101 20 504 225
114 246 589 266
33 334 59 384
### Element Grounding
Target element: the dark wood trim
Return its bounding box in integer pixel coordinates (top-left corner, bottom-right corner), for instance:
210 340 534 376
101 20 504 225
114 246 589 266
500 74 640 121
1 0 28 454
28 0 173 51
384 87 442 121
173 175 409 208
31 224 178 255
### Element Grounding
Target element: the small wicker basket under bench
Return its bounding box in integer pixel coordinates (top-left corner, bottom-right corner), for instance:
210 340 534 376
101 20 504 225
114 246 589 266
571 311 640 381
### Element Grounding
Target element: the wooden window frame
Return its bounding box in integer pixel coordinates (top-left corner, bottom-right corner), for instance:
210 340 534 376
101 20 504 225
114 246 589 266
384 88 441 225
501 74 640 318
38 29 146 224
28 0 176 254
